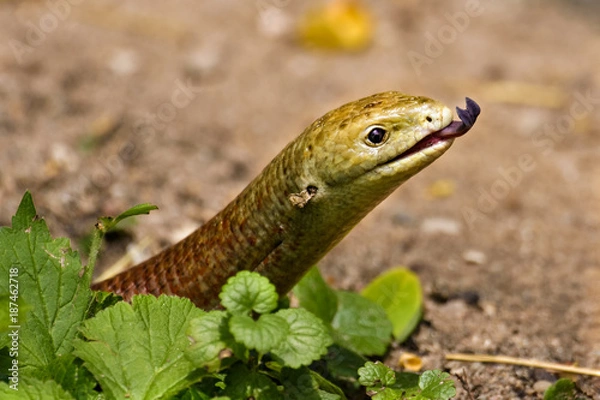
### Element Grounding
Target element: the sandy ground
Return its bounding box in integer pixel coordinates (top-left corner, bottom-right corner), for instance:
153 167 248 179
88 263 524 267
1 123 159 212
0 0 599 398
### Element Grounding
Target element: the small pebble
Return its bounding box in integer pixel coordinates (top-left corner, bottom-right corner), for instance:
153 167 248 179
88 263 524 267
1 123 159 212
420 217 461 235
391 212 414 226
481 301 497 317
462 249 487 265
108 49 139 76
257 7 292 38
533 380 552 394
185 44 222 77
44 143 79 177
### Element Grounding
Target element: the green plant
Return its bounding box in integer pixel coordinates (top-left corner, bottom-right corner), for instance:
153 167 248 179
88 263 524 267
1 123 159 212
358 362 456 400
0 192 456 399
543 378 586 400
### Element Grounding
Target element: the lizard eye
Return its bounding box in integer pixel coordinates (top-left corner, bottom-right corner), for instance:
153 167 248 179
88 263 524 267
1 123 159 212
366 126 388 146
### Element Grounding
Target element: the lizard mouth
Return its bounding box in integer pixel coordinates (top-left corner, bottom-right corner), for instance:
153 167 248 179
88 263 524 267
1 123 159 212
395 97 481 160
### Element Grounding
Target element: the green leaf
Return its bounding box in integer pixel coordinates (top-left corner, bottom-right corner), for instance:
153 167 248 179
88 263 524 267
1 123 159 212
98 203 158 232
293 266 338 324
219 271 279 315
393 372 420 393
318 392 343 400
0 192 93 373
177 386 213 400
11 191 36 230
331 291 392 356
361 267 422 342
358 362 441 400
272 308 332 368
222 363 281 399
0 376 75 399
544 378 577 400
0 294 32 350
89 203 158 270
418 370 456 400
278 365 345 400
229 314 288 354
186 311 232 370
358 361 396 389
266 362 346 400
323 344 366 381
85 291 123 319
34 354 99 400
73 295 204 399
309 370 347 400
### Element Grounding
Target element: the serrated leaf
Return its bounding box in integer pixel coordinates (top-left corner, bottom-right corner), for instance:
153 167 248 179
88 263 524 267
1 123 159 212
222 363 281 399
186 311 231 371
11 191 36 230
229 314 287 354
318 391 344 400
418 370 456 400
278 365 345 400
310 371 346 400
0 192 93 372
331 291 392 356
177 386 213 400
219 271 278 315
0 294 32 350
34 354 99 400
293 266 338 324
372 388 408 400
0 376 75 399
361 267 422 342
272 308 332 368
323 344 366 381
85 291 123 319
393 372 420 393
358 361 396 389
359 366 423 400
544 378 576 400
73 295 204 399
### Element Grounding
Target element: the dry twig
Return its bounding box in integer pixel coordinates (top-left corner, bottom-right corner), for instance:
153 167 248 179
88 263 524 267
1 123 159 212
446 353 600 377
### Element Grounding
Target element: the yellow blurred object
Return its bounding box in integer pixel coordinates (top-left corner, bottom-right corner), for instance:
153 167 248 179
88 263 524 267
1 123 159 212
298 0 373 51
399 352 423 372
428 179 456 198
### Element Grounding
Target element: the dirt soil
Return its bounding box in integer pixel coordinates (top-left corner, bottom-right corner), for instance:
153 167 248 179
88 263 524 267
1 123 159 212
1 1 599 398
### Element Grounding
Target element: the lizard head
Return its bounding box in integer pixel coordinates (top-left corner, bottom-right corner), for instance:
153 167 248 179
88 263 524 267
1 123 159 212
292 92 479 198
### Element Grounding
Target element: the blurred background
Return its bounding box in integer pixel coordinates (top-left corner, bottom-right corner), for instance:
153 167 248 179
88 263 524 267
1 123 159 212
0 0 598 397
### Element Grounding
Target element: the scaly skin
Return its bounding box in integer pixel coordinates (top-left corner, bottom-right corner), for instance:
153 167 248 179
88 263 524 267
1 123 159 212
92 91 480 309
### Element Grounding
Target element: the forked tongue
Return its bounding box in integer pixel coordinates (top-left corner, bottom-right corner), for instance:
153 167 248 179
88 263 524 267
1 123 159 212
436 97 481 139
